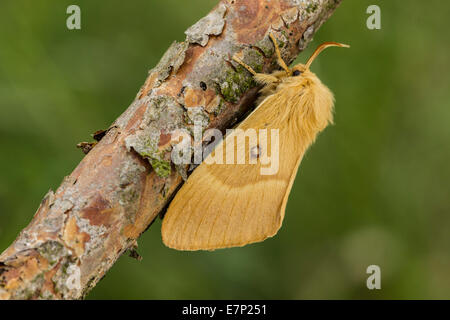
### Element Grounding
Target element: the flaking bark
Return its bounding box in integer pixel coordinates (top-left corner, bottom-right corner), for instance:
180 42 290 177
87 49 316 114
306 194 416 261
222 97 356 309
0 0 342 300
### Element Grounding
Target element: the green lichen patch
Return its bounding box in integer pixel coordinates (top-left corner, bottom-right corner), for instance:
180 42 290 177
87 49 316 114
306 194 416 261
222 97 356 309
244 48 265 73
149 158 171 178
37 241 66 266
126 95 185 178
217 64 258 103
127 133 172 178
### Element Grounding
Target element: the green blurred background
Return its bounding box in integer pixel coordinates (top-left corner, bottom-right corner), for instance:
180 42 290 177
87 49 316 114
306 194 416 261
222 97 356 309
0 0 449 299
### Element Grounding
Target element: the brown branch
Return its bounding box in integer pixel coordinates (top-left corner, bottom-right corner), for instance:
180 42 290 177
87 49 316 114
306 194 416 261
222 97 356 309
0 0 342 300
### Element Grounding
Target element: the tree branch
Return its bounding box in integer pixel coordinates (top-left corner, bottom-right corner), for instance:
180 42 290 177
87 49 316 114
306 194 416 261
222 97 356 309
0 0 342 300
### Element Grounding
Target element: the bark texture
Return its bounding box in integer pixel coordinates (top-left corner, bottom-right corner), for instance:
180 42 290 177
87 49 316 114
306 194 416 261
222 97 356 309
0 0 342 299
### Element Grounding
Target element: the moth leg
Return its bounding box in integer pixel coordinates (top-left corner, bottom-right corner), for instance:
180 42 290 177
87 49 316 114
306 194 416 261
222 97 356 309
269 33 291 75
232 55 279 85
232 55 257 75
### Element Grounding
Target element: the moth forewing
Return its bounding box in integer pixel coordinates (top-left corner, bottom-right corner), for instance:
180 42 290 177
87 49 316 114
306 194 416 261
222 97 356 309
162 105 297 250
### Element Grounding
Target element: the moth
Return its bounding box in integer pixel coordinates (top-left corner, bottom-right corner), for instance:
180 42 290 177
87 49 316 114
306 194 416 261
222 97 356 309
162 33 349 250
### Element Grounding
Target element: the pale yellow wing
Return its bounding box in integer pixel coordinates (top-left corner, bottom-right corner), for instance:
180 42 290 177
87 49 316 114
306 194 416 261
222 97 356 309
161 94 307 251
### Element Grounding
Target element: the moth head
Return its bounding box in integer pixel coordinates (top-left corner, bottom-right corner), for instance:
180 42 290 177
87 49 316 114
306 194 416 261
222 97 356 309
290 42 350 77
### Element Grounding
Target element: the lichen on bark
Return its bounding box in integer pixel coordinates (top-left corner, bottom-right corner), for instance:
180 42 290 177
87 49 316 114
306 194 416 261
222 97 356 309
125 95 184 178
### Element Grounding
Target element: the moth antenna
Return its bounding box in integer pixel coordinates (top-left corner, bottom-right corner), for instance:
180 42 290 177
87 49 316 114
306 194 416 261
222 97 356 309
305 42 350 70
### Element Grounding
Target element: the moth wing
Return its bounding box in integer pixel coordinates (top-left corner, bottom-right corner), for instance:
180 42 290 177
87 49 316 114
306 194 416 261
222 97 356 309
161 106 304 251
